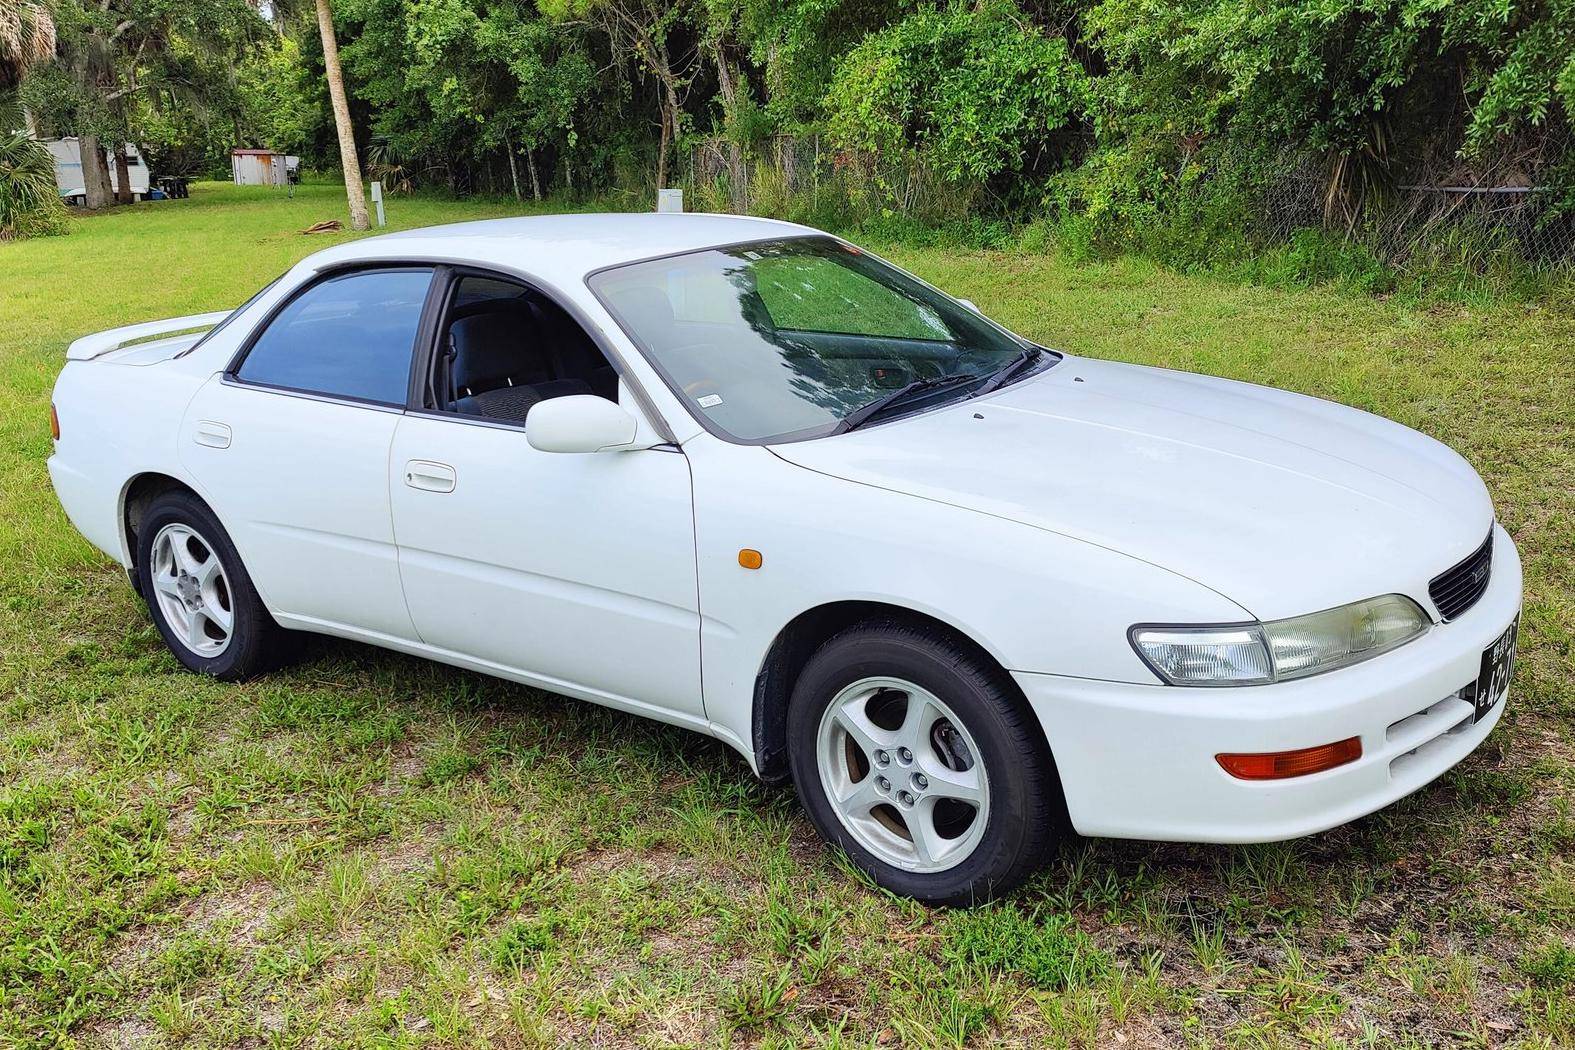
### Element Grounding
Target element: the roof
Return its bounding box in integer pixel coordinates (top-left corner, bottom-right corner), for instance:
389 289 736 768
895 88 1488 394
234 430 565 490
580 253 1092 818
298 212 818 288
231 148 279 156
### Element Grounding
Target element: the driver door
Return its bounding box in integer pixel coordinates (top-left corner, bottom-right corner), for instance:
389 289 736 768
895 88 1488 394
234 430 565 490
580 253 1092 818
387 270 705 721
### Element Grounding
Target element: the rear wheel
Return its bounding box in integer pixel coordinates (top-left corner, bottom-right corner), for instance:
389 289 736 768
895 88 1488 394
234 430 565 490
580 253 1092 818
787 621 1063 905
136 491 296 680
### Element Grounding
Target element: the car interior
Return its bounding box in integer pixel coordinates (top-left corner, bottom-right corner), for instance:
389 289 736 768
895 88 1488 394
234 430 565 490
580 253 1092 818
431 275 619 424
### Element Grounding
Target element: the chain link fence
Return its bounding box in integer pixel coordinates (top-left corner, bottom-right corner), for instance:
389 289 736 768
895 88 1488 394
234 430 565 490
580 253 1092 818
688 134 826 212
1255 167 1575 267
691 134 1575 266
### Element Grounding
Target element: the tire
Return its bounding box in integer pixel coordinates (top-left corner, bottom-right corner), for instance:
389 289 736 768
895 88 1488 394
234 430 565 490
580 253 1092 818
135 490 297 680
787 620 1063 905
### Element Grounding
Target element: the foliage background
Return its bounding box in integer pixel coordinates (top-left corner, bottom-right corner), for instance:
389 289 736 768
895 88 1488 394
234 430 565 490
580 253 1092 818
7 0 1575 269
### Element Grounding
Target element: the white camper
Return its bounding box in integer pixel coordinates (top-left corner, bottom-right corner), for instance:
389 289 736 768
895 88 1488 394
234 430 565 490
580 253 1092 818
44 138 152 203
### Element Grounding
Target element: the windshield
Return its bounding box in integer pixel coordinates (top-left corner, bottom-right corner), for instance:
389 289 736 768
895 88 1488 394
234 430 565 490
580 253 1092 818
589 236 1044 443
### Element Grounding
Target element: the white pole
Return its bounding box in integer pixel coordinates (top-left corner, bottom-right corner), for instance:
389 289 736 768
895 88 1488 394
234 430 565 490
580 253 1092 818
371 180 386 227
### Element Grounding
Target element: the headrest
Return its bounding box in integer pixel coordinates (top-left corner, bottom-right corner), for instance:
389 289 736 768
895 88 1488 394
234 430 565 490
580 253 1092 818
449 304 533 392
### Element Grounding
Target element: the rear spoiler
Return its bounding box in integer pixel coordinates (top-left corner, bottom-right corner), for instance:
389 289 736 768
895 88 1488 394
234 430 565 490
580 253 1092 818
65 310 233 362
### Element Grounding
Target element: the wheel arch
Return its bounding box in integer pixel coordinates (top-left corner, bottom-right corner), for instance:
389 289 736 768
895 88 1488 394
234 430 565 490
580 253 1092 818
120 471 207 591
750 600 1055 788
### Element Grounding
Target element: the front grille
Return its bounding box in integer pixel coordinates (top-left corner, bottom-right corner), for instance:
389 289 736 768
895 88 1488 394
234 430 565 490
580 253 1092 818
1429 531 1493 621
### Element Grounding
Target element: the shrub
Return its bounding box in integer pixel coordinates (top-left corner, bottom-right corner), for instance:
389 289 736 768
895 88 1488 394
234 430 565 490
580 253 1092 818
0 131 66 241
824 1 1089 193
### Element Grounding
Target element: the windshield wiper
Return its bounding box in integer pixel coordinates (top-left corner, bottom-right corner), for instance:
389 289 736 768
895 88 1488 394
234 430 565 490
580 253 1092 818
835 372 982 434
970 346 1044 398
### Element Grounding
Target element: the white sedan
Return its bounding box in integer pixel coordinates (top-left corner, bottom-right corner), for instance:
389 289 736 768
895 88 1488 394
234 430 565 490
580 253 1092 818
48 214 1521 903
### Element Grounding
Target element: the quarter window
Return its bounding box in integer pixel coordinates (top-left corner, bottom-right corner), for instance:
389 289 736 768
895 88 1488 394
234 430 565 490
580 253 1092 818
235 268 434 405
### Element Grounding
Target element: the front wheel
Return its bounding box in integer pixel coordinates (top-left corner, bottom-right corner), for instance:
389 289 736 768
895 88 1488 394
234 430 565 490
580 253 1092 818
136 491 297 680
787 621 1064 905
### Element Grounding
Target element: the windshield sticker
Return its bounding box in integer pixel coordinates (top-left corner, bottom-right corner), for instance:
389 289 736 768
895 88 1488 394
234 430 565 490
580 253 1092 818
697 393 724 409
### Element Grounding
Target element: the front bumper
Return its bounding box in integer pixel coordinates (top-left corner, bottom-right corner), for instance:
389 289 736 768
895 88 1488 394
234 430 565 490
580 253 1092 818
1016 524 1523 843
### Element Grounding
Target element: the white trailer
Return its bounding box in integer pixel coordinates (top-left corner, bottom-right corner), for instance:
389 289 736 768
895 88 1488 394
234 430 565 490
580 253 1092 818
43 138 151 203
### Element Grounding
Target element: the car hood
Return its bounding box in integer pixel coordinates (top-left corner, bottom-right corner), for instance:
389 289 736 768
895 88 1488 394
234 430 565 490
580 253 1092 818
769 356 1494 621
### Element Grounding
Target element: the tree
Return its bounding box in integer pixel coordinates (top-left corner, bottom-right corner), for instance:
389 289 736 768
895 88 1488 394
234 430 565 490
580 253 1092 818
26 1 264 208
0 1 61 238
247 0 367 226
0 127 65 236
825 3 1090 185
339 0 599 198
312 0 368 228
542 0 696 191
1 0 55 94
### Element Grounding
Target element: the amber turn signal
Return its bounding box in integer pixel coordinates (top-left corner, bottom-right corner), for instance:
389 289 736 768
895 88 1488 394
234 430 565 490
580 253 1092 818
1216 737 1361 780
49 403 60 441
738 548 763 570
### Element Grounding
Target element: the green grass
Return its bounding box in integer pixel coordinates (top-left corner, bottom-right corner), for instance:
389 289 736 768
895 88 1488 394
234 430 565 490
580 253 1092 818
1 181 1572 1047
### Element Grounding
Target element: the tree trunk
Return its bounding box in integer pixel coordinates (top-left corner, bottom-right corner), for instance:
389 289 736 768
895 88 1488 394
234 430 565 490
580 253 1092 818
113 144 133 205
655 103 671 192
713 42 738 113
505 137 522 201
711 43 747 210
314 0 370 231
661 79 683 192
79 134 113 209
527 149 541 201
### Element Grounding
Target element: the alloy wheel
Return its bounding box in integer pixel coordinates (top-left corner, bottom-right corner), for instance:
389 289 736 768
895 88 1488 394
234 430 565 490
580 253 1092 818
148 522 234 658
815 676 990 873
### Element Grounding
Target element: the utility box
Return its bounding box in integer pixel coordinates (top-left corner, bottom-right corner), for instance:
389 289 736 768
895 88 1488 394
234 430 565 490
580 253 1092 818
656 188 684 213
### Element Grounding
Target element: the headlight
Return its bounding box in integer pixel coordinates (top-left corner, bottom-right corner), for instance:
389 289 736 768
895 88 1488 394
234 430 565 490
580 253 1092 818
1130 594 1430 686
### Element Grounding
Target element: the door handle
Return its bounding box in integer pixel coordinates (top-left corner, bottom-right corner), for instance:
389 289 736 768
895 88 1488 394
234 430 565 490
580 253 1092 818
404 460 456 493
193 420 231 448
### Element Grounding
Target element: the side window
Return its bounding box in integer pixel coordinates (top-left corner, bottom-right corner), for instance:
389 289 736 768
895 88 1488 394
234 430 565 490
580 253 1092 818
431 274 619 425
235 268 434 405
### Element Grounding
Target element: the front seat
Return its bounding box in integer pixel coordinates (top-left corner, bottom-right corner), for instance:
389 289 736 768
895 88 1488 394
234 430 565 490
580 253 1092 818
448 303 597 422
448 306 550 423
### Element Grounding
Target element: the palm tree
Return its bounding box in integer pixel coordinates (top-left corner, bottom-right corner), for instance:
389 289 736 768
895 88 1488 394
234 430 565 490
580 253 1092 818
0 1 62 238
0 0 55 92
311 0 368 230
0 127 64 237
255 0 367 230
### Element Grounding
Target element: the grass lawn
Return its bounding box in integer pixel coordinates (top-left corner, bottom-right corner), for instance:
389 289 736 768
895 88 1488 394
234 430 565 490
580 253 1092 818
1 182 1572 1047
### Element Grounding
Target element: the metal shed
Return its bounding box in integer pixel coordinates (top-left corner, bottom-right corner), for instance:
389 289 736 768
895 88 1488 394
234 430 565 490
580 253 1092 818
231 148 298 187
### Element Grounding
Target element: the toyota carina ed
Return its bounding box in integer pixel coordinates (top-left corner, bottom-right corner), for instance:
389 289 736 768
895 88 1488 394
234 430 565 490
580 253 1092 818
48 213 1522 903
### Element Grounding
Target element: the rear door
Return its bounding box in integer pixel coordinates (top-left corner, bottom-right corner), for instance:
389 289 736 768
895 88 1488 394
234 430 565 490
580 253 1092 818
179 266 437 640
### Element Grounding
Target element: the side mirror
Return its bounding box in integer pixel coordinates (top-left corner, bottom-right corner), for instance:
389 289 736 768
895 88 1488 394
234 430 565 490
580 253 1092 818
956 297 982 313
526 395 650 454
